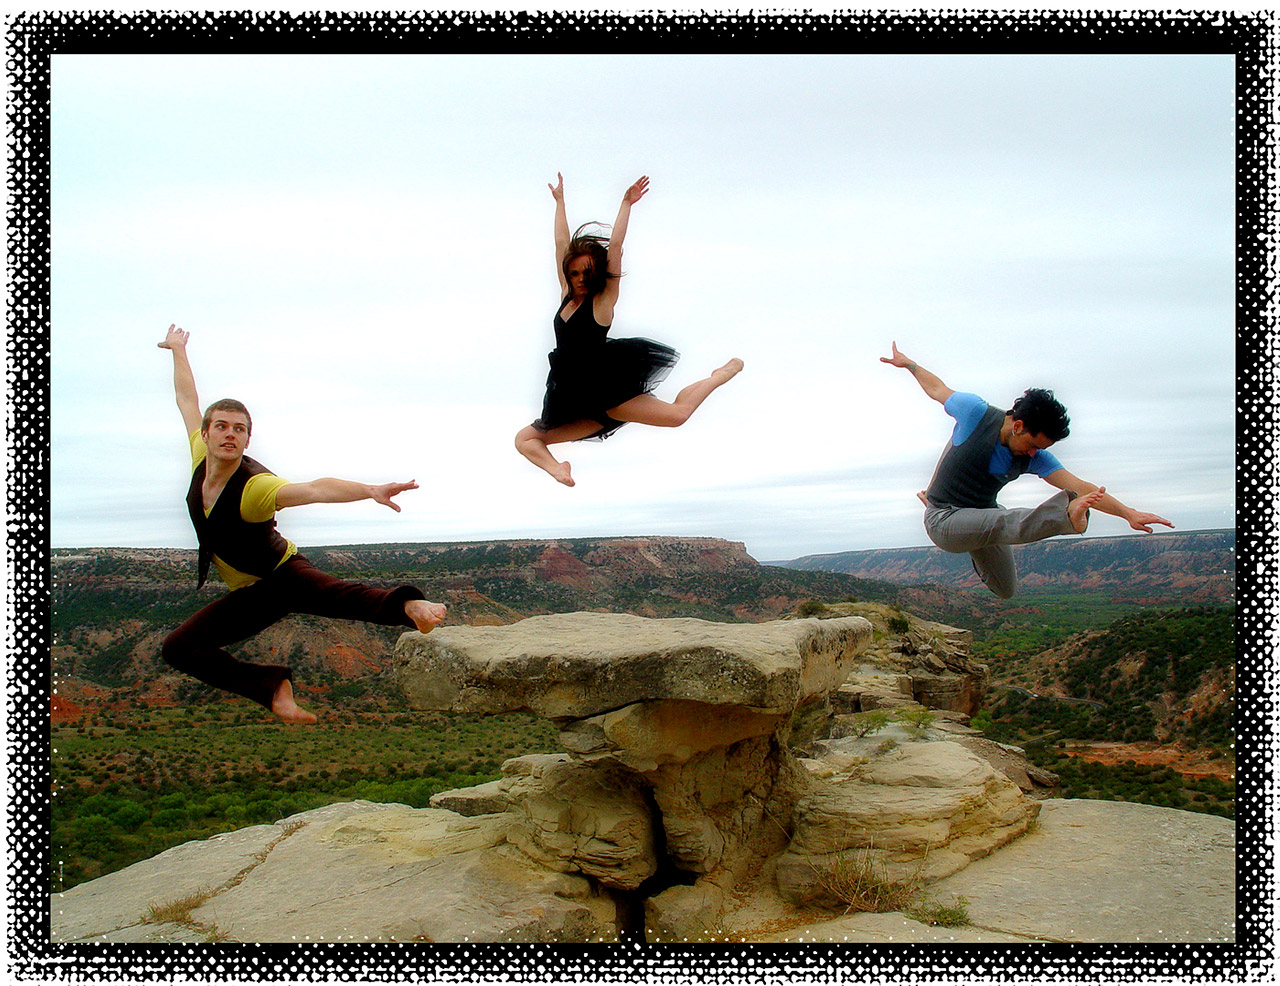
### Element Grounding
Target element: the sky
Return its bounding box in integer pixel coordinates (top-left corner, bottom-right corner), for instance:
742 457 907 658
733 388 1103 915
47 52 1236 562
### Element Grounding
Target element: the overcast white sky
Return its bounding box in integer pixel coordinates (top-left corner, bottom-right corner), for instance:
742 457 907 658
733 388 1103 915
48 52 1235 561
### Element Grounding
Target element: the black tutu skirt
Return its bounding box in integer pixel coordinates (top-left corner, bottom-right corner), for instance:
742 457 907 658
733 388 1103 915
533 336 679 440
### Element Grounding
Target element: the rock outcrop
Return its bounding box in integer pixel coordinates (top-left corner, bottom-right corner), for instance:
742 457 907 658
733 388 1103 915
51 801 618 943
51 610 1144 944
802 602 989 718
752 799 1235 943
50 794 1235 944
392 612 871 910
777 739 1037 901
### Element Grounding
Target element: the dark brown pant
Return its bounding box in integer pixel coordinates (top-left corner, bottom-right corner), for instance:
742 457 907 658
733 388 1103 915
161 555 425 709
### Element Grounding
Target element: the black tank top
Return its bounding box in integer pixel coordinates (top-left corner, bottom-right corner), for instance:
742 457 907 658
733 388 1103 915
925 404 1032 509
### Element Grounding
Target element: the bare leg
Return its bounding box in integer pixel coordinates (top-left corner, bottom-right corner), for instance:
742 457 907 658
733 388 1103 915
405 598 447 633
270 678 317 725
1068 486 1106 534
607 358 744 427
515 420 605 485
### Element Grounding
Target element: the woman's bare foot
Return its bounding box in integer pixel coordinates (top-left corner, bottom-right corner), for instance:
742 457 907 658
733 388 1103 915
1068 487 1106 534
916 490 929 507
714 358 745 384
270 678 317 725
406 599 447 634
552 461 575 487
515 427 585 487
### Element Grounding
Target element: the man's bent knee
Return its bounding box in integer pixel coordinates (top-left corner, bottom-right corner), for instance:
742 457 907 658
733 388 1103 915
988 580 1017 600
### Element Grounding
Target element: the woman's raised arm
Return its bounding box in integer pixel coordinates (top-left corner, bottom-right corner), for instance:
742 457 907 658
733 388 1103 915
607 175 648 272
599 175 649 312
549 172 570 294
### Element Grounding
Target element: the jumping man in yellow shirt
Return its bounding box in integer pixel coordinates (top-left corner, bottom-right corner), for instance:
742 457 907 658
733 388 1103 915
157 324 446 723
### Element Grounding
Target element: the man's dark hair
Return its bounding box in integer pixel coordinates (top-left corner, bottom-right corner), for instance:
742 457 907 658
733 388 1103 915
1009 388 1070 442
202 398 253 436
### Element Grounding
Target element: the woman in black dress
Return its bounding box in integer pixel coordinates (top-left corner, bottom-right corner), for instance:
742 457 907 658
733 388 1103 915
515 173 744 486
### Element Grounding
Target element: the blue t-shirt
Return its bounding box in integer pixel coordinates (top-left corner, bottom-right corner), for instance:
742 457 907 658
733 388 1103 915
944 392 1064 480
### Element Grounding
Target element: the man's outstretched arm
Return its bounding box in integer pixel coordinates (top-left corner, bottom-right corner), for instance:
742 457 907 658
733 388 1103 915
880 341 955 405
157 324 203 436
275 479 419 512
1043 468 1174 533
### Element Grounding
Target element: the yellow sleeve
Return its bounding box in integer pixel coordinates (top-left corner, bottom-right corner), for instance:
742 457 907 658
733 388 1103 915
189 430 206 472
241 473 291 523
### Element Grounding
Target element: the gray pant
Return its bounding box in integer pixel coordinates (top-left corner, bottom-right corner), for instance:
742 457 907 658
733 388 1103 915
923 489 1078 599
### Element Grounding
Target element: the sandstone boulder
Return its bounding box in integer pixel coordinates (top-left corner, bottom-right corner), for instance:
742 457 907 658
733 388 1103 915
499 754 657 891
392 612 871 719
428 779 510 816
395 614 873 883
776 739 1038 904
644 880 727 943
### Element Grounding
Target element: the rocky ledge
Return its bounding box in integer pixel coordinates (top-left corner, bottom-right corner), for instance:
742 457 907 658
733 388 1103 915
50 612 1233 943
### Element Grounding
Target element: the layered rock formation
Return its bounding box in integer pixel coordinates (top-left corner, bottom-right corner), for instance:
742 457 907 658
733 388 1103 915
385 611 1043 940
807 601 988 717
52 611 1057 943
805 602 1058 797
392 612 871 920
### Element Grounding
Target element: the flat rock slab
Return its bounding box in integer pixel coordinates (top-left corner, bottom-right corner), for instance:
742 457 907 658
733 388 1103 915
928 799 1235 942
54 801 618 943
764 799 1234 943
51 821 284 943
192 803 616 942
393 613 872 719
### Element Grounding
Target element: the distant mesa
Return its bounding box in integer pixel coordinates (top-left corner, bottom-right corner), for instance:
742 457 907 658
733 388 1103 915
780 529 1235 603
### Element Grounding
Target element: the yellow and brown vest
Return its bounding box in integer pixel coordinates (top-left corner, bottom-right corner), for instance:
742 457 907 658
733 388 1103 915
185 456 290 589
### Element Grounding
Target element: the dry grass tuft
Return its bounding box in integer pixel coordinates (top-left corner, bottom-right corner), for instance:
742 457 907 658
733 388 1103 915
820 847 921 915
143 888 215 925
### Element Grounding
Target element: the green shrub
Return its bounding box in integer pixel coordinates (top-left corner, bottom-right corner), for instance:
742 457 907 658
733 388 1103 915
894 709 936 734
842 710 893 738
109 802 149 832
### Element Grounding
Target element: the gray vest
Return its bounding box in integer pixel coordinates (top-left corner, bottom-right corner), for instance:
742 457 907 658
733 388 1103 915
926 403 1031 509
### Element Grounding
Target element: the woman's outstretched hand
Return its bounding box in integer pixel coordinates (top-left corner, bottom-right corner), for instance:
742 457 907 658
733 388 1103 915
623 175 650 205
158 323 189 350
548 172 565 201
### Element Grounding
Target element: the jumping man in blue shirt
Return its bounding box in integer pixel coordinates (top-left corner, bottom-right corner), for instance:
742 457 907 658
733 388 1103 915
881 342 1173 598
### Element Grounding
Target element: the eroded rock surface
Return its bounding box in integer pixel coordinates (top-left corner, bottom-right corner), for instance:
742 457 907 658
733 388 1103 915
54 610 1213 946
776 739 1039 903
394 614 872 888
798 603 988 717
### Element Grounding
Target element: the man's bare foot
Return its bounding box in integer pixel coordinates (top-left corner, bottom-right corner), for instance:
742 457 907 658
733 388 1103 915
552 461 575 487
916 490 929 507
406 599 447 634
714 358 745 383
1069 487 1106 534
271 678 317 725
